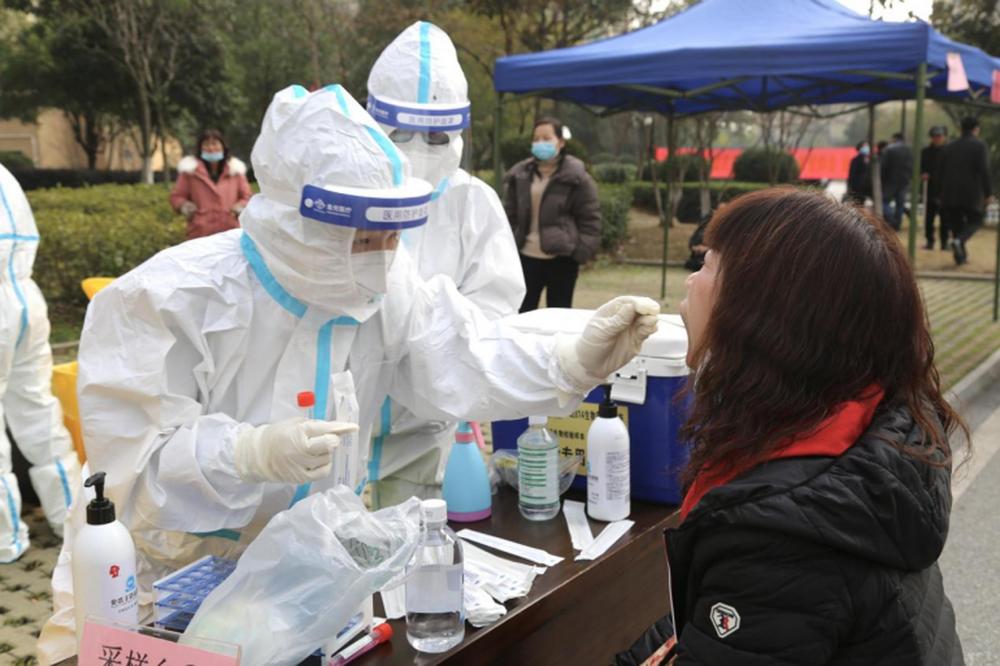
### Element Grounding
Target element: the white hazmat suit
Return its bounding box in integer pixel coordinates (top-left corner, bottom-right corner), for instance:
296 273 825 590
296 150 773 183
38 84 658 663
365 21 525 505
0 164 80 562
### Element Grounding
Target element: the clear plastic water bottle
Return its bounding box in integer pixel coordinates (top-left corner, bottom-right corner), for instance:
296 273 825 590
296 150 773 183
405 499 465 653
517 415 560 521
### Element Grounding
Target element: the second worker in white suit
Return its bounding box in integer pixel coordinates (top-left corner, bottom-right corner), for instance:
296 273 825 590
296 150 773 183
365 21 525 506
38 84 658 663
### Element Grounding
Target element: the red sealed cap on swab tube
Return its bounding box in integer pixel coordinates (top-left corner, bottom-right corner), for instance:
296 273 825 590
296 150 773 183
371 622 393 643
297 391 315 408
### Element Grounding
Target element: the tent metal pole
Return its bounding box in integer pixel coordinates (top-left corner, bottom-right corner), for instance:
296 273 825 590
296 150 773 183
908 63 927 262
660 111 676 301
493 92 504 191
994 220 999 322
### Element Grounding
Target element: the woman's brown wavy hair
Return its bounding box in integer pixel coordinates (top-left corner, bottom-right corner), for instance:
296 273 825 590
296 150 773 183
679 187 966 486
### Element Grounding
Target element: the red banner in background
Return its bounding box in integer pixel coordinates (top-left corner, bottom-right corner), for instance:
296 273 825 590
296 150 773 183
653 147 855 181
992 70 1000 104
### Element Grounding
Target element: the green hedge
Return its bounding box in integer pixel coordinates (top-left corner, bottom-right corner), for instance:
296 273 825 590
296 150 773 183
1 151 34 171
631 181 773 223
28 184 185 305
593 162 637 184
732 148 800 183
598 183 633 254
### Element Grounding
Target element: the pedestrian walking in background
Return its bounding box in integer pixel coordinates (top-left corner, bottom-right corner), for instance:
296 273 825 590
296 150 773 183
922 126 948 250
938 116 994 266
169 129 252 240
881 132 913 230
503 117 601 312
846 140 870 205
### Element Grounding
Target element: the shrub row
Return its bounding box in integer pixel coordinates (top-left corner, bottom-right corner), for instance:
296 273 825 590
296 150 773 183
597 183 633 254
630 181 773 223
28 184 185 305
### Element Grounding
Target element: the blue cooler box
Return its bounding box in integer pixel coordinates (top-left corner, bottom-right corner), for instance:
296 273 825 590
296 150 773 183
492 309 690 505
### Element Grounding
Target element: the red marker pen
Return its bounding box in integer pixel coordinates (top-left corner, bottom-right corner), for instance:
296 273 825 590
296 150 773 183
328 623 393 665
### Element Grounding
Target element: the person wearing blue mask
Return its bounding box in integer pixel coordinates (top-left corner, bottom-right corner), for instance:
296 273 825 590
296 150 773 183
169 129 252 240
504 116 601 312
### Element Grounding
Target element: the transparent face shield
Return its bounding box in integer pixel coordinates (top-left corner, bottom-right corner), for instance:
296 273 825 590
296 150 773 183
367 94 470 190
298 181 431 298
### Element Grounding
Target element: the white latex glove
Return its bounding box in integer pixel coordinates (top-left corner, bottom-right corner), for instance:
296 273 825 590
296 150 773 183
556 296 661 392
233 418 359 484
179 200 197 218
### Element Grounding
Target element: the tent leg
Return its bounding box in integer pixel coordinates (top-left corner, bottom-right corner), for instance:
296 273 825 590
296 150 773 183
660 112 675 301
869 104 882 219
493 92 504 192
908 63 926 262
994 218 999 322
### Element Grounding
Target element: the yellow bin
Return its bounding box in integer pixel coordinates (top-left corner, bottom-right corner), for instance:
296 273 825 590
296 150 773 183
52 277 116 463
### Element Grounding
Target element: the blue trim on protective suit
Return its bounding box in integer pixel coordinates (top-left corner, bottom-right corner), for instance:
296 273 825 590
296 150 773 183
55 459 72 508
0 180 30 347
191 528 242 542
292 85 308 98
1 476 23 559
418 22 432 104
431 177 450 201
0 234 38 241
240 233 307 318
368 397 392 483
328 84 351 114
364 127 404 187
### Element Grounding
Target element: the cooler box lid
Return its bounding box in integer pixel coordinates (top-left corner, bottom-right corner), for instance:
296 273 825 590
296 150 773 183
507 308 688 362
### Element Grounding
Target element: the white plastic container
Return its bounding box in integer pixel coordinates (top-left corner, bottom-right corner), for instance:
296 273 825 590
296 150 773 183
72 472 139 646
587 388 631 521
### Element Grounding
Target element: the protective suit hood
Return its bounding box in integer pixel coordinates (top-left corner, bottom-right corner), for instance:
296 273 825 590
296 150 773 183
244 84 432 321
367 21 468 190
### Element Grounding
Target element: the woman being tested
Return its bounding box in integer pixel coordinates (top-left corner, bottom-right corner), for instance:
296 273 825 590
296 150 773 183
504 117 601 312
170 129 252 240
628 188 964 664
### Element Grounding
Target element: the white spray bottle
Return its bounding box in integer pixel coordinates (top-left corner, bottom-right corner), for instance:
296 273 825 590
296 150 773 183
586 386 631 521
72 472 139 646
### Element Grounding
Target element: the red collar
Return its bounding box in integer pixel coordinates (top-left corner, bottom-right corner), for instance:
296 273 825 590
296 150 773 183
679 386 884 522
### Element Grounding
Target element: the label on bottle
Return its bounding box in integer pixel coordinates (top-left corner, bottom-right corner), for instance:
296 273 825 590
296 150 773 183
102 562 139 623
588 450 630 504
519 446 558 505
405 563 463 614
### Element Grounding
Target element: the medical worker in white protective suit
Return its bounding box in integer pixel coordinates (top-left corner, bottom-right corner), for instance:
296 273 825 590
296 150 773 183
0 164 80 562
38 84 658 662
365 21 525 507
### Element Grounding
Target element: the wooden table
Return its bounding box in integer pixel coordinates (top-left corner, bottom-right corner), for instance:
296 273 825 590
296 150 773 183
356 488 679 665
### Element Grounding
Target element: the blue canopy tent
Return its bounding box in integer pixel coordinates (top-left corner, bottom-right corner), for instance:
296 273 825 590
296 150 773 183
493 0 1000 310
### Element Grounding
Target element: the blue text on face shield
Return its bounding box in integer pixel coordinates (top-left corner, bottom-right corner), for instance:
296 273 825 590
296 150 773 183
531 141 558 161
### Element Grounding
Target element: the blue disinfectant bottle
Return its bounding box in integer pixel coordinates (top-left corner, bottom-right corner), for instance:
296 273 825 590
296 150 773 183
442 421 492 522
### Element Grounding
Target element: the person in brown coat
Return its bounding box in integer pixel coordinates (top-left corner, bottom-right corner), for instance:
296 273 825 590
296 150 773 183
503 117 601 312
169 129 252 240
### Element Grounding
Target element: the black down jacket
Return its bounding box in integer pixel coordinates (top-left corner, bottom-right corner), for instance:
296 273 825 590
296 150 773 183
665 403 963 665
502 154 602 264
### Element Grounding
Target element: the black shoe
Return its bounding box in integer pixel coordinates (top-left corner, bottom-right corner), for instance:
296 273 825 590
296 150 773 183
924 242 934 250
952 239 968 265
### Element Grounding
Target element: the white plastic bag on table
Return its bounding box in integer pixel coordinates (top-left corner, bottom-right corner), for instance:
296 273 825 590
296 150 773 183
181 486 421 666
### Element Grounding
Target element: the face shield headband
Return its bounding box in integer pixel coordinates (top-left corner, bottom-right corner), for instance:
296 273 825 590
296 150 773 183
367 94 470 133
299 183 431 230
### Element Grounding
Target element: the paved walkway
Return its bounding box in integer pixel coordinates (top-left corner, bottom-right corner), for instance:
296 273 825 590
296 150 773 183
941 399 1000 666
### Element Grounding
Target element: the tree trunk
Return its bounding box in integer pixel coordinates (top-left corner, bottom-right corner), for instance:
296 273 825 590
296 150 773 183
138 87 154 184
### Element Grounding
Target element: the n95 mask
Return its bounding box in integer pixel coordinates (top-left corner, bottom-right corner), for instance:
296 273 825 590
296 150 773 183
351 250 395 299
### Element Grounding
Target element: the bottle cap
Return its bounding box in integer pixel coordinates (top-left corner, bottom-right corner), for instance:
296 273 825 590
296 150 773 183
598 385 618 418
84 472 116 525
297 391 315 408
421 498 448 523
528 415 548 426
371 622 393 643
